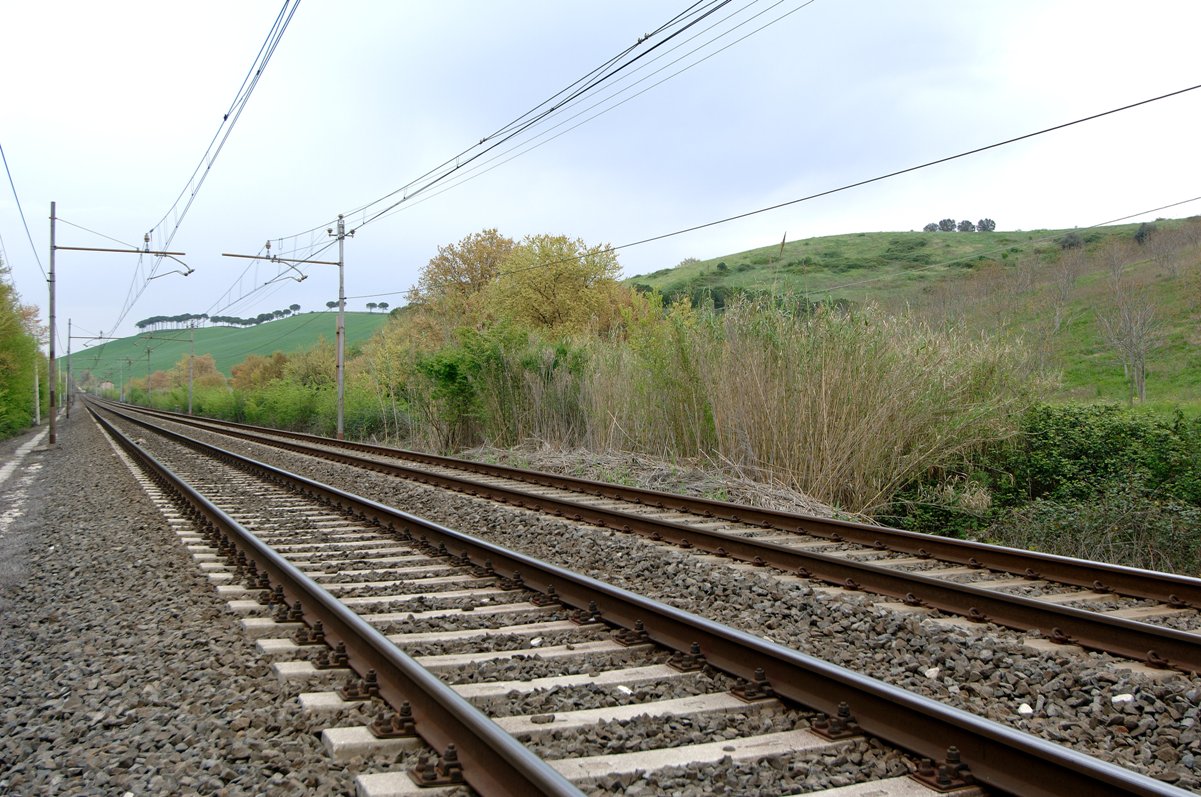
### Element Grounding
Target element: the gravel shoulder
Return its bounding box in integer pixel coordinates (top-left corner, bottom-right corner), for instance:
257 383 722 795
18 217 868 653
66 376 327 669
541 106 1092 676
0 412 361 796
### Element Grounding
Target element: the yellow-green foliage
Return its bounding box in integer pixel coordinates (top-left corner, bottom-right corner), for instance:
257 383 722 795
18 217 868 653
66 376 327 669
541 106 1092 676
0 268 42 438
490 234 623 333
132 229 1038 513
231 352 289 391
351 289 1034 512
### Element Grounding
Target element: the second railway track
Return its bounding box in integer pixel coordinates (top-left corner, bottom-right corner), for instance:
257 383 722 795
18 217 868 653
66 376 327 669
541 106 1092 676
86 398 1201 795
102 399 1201 675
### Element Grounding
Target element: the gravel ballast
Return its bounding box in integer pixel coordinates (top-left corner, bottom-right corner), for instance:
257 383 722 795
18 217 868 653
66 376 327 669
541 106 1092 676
148 416 1201 791
0 415 376 796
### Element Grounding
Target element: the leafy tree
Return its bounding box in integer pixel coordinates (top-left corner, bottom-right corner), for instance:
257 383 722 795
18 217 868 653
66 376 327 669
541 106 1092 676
958 220 976 232
367 302 378 313
0 260 41 437
938 218 956 232
231 351 289 390
289 303 301 314
488 234 622 332
923 223 939 233
1134 222 1155 245
326 301 338 310
977 218 996 232
166 353 227 390
378 302 389 312
416 228 515 303
284 338 335 388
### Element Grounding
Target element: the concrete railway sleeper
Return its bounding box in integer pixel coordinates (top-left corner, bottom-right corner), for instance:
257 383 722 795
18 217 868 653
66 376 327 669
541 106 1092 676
88 402 1192 796
97 399 1201 675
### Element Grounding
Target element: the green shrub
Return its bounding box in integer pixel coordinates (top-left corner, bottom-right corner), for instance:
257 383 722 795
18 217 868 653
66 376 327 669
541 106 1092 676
994 404 1201 506
986 484 1201 574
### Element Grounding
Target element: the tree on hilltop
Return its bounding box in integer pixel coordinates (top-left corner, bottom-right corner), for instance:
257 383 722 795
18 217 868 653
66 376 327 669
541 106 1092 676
938 218 956 232
977 218 996 232
923 223 939 232
958 220 976 233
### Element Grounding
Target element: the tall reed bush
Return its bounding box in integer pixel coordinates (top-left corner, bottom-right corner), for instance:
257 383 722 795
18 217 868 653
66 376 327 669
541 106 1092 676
587 297 1034 513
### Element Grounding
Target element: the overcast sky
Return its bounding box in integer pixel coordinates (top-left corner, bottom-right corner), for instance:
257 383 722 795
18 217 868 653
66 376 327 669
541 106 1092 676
2 0 1199 347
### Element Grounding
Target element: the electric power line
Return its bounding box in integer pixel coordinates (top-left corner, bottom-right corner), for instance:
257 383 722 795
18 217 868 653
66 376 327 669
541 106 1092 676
205 0 815 320
351 81 1201 300
354 0 817 232
106 0 301 336
0 141 48 280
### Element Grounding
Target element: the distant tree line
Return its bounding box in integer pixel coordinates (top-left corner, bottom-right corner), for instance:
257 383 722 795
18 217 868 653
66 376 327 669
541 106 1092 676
324 300 389 312
136 304 302 331
923 218 996 233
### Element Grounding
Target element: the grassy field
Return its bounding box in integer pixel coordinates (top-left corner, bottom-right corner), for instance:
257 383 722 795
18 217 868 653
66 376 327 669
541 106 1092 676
66 311 391 380
629 225 1136 303
629 220 1200 410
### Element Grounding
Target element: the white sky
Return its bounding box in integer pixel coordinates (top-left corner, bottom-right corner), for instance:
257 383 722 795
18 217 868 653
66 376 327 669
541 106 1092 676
2 0 1199 346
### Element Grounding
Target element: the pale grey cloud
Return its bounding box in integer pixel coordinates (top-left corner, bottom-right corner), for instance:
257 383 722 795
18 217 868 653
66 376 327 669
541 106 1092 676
2 1 1198 341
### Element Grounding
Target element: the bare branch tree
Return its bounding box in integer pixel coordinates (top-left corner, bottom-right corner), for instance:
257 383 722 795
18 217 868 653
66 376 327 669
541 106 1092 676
1097 281 1162 403
1147 227 1181 278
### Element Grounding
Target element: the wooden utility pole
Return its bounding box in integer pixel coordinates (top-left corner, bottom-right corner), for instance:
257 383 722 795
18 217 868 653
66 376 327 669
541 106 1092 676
47 202 188 443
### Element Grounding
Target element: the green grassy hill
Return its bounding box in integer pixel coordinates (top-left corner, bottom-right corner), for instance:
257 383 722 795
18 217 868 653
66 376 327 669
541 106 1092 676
67 311 391 381
629 220 1201 409
629 225 1137 304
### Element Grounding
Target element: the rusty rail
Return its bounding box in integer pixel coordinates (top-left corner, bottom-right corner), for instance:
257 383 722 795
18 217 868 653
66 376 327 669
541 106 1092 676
99 400 1201 674
105 400 1201 609
90 400 1193 797
88 405 584 797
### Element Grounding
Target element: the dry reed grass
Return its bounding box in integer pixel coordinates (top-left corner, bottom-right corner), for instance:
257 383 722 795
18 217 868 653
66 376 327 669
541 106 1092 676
584 298 1034 513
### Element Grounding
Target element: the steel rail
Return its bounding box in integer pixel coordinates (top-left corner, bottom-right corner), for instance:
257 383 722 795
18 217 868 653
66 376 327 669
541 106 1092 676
90 401 1193 797
102 399 1201 609
88 406 585 797
97 400 1201 674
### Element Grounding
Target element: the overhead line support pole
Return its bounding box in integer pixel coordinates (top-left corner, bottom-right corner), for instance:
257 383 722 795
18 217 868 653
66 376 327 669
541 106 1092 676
188 323 195 416
48 202 56 444
46 204 189 441
330 215 350 441
221 231 349 439
66 318 71 419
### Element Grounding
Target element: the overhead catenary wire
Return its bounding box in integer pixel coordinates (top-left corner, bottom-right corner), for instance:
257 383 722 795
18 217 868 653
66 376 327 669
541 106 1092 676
272 0 739 246
106 0 301 337
351 0 818 232
349 0 798 235
447 81 1201 287
262 0 808 265
207 0 816 320
0 140 48 281
206 74 1201 330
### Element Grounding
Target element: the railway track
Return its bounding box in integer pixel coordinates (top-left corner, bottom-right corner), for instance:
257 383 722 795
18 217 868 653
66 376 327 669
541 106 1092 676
98 399 1201 676
86 399 1194 796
